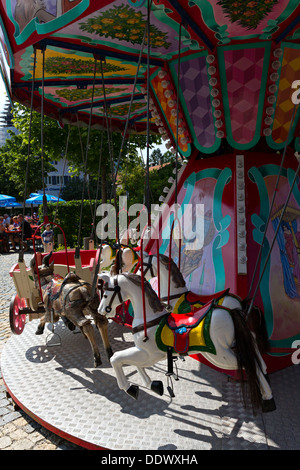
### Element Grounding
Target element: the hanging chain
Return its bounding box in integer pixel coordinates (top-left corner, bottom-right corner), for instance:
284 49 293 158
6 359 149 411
19 46 37 263
75 56 97 257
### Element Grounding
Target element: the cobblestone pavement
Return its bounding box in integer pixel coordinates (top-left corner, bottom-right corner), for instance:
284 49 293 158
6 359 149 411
1 251 300 451
0 252 85 450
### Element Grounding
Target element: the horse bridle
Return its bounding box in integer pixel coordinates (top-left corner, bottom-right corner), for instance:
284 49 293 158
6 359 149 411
101 277 124 314
142 254 156 278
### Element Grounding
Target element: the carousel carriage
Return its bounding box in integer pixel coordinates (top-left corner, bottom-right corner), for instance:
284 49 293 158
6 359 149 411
9 229 139 337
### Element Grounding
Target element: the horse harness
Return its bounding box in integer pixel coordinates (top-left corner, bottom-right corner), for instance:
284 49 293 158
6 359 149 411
43 276 92 312
102 275 168 333
102 277 123 314
142 254 156 278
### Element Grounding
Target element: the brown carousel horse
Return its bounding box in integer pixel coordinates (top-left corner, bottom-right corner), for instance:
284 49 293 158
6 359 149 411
30 252 113 367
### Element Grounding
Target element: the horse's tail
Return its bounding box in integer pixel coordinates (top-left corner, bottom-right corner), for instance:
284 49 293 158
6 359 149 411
230 308 263 412
241 298 270 354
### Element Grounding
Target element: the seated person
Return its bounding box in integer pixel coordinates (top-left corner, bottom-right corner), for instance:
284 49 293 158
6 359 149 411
32 212 40 224
0 224 9 252
3 213 11 227
10 214 32 251
11 216 20 228
41 223 54 251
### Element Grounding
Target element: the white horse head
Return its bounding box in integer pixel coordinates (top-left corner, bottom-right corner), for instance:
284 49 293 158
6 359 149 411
100 244 116 269
121 247 139 272
98 272 165 329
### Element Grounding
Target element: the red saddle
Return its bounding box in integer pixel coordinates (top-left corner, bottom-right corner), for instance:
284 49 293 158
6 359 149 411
167 300 214 330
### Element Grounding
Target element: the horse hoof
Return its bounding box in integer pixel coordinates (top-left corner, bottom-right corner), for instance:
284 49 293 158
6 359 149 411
151 381 164 396
126 385 139 400
62 317 76 331
262 397 276 413
106 347 113 359
94 357 102 368
264 374 271 384
35 327 44 335
67 322 76 332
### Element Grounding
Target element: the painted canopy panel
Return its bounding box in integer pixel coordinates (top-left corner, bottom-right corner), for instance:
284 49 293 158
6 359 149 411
0 0 299 154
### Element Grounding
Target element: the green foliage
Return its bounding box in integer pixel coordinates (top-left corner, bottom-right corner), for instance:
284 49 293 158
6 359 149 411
116 157 146 206
116 150 175 206
0 102 162 204
148 161 175 204
60 177 101 201
0 103 62 198
0 158 20 199
0 131 55 198
38 200 102 248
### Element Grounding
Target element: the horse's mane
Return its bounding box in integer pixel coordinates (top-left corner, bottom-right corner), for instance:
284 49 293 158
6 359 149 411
123 273 165 313
110 249 123 275
158 253 186 288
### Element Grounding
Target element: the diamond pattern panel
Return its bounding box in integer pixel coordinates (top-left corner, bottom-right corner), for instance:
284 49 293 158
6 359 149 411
272 47 300 144
223 48 265 145
175 55 216 149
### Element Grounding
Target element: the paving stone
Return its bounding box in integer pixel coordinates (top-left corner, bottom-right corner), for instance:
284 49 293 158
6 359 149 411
0 435 12 449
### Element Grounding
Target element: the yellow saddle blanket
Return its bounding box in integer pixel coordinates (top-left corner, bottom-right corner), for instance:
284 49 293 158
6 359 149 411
155 301 216 355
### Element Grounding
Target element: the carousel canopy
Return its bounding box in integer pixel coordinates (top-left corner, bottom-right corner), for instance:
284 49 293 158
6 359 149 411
0 1 299 159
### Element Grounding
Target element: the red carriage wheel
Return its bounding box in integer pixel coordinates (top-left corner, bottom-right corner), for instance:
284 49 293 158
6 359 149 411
9 295 27 335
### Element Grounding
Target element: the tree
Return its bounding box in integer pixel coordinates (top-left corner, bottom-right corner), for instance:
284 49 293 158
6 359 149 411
61 176 100 201
116 154 146 206
116 148 175 207
149 148 163 166
0 103 162 203
0 103 58 198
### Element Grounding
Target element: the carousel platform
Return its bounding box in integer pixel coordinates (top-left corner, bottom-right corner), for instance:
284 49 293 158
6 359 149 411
1 318 300 450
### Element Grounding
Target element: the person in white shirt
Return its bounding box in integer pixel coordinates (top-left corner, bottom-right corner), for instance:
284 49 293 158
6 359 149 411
41 223 54 252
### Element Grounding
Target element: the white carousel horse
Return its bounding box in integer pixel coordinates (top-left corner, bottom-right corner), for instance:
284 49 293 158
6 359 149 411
108 245 139 275
100 243 118 270
98 272 276 412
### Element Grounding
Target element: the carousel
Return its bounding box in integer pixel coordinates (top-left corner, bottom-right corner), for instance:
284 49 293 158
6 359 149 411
0 0 300 450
